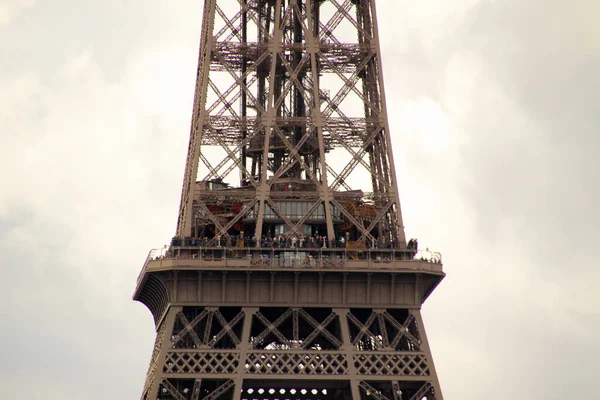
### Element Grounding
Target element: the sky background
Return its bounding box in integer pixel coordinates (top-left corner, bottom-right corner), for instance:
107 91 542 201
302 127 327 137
1 0 599 399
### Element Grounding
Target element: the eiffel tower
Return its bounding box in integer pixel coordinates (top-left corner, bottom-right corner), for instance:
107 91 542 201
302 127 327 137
134 1 445 399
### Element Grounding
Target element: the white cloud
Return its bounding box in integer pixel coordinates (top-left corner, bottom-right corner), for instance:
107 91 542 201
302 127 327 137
0 0 34 25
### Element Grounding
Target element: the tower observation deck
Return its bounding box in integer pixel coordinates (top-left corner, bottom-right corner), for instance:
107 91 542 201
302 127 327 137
134 1 445 399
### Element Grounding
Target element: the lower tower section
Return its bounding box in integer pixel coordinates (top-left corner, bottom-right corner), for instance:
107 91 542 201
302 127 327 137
135 251 444 400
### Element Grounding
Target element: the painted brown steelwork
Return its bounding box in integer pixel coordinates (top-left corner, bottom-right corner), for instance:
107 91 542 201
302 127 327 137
176 0 407 248
135 1 444 399
135 254 445 399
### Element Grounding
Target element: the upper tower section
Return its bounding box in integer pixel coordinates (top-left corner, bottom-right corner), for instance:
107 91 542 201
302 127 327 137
177 0 406 250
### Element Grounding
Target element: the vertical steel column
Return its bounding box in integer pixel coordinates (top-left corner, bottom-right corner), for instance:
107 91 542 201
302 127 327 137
334 308 362 400
232 307 258 400
255 0 283 243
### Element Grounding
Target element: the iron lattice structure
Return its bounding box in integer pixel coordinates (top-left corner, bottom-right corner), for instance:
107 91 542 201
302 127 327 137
134 1 445 399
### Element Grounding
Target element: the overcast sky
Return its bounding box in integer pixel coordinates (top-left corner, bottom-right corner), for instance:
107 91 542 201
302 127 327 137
1 0 599 399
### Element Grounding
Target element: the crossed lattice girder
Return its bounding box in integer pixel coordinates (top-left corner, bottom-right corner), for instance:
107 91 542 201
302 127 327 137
172 308 244 349
347 310 421 352
251 308 342 350
176 0 406 247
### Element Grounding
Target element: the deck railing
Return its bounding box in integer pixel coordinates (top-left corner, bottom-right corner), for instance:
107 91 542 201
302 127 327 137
137 246 442 285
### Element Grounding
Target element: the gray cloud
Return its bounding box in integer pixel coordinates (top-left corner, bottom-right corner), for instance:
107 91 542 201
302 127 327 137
381 1 600 398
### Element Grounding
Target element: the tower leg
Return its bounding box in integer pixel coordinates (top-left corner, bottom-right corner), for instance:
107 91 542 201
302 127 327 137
412 309 444 399
232 307 258 400
350 381 362 400
334 308 362 400
145 306 181 400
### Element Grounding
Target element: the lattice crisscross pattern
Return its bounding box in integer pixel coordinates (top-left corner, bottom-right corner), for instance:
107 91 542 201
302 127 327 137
348 310 422 352
354 354 430 376
142 318 168 395
251 308 342 350
163 351 239 374
174 0 408 250
245 352 348 375
172 308 244 350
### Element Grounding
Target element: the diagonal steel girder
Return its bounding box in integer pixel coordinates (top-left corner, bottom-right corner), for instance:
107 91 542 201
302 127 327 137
359 381 390 400
322 52 375 119
328 127 390 191
238 0 274 43
297 309 342 349
204 379 235 400
330 198 376 242
319 0 354 42
355 200 395 243
195 203 229 241
208 309 245 347
347 310 378 346
161 379 187 400
211 200 259 241
409 382 434 400
265 198 304 236
268 124 321 184
214 3 243 42
209 42 269 115
384 311 421 351
252 308 294 349
173 310 208 347
209 128 259 187
201 119 265 182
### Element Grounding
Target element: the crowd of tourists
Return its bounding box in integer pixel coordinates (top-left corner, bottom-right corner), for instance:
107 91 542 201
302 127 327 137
150 234 440 263
169 234 417 250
